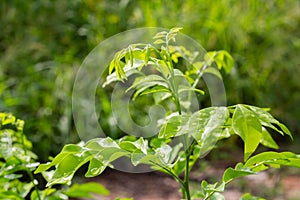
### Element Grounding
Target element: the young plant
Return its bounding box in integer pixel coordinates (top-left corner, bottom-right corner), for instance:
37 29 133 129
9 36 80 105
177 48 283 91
35 28 300 199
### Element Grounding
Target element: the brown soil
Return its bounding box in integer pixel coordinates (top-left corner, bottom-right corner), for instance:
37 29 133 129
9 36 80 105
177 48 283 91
84 169 181 200
79 167 300 200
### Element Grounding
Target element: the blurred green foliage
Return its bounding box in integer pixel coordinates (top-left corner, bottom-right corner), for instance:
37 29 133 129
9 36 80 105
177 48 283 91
1 0 299 160
0 112 110 199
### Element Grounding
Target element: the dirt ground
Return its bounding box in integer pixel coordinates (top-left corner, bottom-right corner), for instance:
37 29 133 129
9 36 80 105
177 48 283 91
87 169 181 200
80 165 300 200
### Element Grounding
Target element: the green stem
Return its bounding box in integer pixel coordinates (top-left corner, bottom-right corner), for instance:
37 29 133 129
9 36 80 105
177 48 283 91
168 55 182 115
26 169 42 200
183 139 198 200
184 153 191 200
164 33 182 115
164 35 190 198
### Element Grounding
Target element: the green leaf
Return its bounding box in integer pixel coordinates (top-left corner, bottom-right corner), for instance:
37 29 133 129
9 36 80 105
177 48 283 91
153 31 168 39
153 39 165 45
0 190 24 200
172 151 186 176
152 58 170 78
126 74 168 100
103 58 145 87
210 192 225 200
36 138 131 186
138 85 170 96
131 151 156 166
200 181 225 199
222 163 255 183
203 181 225 193
204 51 234 74
86 137 119 149
35 144 84 174
260 127 279 149
152 90 172 104
108 49 127 80
245 105 293 139
169 45 198 63
178 86 205 95
128 46 134 67
232 105 262 161
65 182 109 198
189 107 229 156
216 51 234 74
244 151 300 171
130 142 182 168
119 137 148 154
167 27 183 42
158 114 190 139
47 151 92 186
85 158 105 177
156 143 182 165
150 138 166 149
144 44 151 65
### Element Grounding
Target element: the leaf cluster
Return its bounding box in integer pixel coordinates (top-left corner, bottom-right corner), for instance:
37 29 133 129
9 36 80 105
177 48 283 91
0 113 110 200
36 28 300 200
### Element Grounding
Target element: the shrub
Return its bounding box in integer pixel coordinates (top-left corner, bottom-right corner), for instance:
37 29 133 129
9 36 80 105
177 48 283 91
36 28 300 199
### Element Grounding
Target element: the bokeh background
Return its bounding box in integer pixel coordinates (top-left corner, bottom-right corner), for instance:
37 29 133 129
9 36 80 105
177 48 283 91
1 0 299 163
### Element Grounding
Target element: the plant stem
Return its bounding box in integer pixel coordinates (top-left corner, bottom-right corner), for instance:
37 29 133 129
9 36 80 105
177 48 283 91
182 139 197 200
165 33 190 198
26 169 42 200
184 153 191 200
168 58 182 115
